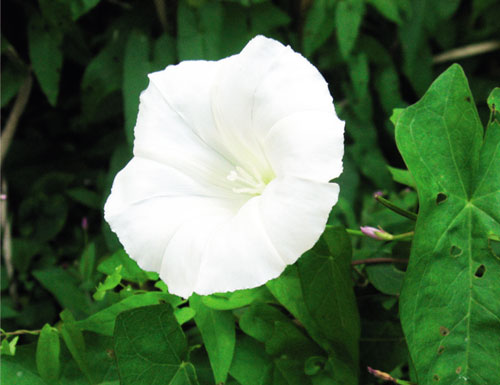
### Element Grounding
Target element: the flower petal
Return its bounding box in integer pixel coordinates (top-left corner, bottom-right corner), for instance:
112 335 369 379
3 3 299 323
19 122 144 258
258 176 339 264
104 157 240 274
192 197 285 295
263 110 344 181
134 61 236 186
213 36 336 146
191 177 339 295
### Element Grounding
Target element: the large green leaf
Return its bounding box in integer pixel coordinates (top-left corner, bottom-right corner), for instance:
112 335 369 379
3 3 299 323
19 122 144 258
190 294 235 384
396 64 500 384
113 304 199 385
297 227 360 384
268 227 360 384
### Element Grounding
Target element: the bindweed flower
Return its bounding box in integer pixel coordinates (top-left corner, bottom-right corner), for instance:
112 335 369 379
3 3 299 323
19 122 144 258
104 36 344 298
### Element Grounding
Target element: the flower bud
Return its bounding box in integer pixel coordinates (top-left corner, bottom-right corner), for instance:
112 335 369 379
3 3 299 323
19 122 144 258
360 226 394 241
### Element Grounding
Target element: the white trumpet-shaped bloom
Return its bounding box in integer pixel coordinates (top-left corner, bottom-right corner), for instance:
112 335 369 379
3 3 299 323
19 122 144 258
104 36 344 298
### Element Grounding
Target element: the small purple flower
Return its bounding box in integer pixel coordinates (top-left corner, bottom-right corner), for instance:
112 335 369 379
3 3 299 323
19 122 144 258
372 190 384 198
81 217 88 231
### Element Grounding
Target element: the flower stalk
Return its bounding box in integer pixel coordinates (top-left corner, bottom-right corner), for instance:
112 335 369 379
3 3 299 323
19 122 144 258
375 195 418 221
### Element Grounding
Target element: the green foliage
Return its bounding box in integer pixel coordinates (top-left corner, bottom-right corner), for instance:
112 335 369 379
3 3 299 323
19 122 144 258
396 64 500 384
36 324 61 382
190 295 235 384
28 13 62 106
2 0 499 384
113 304 198 384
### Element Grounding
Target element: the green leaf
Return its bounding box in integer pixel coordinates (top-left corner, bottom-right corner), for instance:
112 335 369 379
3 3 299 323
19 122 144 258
93 265 122 301
201 286 272 310
302 0 336 57
365 263 405 295
398 1 433 95
33 268 90 319
81 39 123 121
249 2 291 33
267 266 326 349
28 14 62 106
174 307 196 325
239 303 290 343
97 248 154 284
113 304 199 385
79 242 96 285
229 335 273 385
66 188 101 209
2 333 118 385
387 166 417 188
366 0 402 24
265 321 323 385
190 294 235 384
60 310 93 383
1 336 19 356
70 0 101 20
297 227 360 384
487 87 500 123
151 34 177 72
177 0 223 60
1 345 47 384
335 0 365 59
78 292 183 336
123 31 151 145
396 64 500 384
36 324 60 382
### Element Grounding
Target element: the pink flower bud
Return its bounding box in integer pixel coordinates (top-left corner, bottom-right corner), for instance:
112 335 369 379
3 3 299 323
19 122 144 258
81 217 88 230
360 226 393 241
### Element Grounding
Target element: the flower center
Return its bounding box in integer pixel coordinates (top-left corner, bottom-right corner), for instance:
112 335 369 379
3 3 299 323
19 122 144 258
226 165 269 195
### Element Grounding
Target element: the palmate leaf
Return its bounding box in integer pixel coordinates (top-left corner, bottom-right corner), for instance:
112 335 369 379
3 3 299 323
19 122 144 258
396 64 500 384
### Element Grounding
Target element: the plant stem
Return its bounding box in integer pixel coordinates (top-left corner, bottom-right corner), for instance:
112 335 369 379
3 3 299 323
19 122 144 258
375 196 418 221
433 40 500 63
1 74 32 163
1 329 42 337
345 228 364 236
352 257 409 266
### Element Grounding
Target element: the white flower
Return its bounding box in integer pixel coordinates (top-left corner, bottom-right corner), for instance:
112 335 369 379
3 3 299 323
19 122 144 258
104 36 344 298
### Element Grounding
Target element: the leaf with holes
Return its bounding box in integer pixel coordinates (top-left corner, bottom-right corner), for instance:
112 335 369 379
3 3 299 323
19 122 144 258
396 64 500 384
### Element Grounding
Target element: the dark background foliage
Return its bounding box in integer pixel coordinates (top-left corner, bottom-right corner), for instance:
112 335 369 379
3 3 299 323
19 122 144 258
1 0 499 384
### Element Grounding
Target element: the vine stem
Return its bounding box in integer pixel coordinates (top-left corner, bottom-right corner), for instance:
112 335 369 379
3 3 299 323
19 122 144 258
375 195 417 221
1 329 42 337
328 226 414 242
153 0 168 33
433 40 500 63
367 367 416 385
351 257 409 266
1 74 32 163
